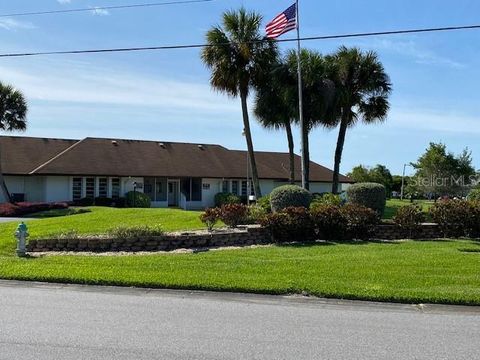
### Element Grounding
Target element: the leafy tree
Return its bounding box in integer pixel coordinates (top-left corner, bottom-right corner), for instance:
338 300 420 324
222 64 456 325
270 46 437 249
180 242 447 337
347 165 370 183
0 82 28 203
201 8 277 197
327 47 392 193
409 142 476 197
347 164 393 194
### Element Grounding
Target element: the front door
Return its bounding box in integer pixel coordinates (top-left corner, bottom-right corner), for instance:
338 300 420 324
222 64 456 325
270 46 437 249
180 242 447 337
168 181 179 206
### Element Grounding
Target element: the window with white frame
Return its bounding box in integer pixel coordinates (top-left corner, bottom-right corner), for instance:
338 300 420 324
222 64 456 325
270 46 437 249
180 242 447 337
98 178 108 198
72 177 82 200
222 180 229 193
85 178 95 198
231 180 239 195
111 178 120 199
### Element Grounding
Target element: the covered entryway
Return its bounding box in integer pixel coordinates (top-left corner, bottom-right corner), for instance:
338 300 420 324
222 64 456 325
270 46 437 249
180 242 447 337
167 180 180 207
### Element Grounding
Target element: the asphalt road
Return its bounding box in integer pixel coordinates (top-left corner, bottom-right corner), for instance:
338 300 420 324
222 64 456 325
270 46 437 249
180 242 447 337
0 281 479 360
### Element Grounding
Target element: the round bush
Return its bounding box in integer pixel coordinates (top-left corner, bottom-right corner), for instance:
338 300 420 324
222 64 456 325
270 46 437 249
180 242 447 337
125 191 151 208
270 185 312 212
467 188 480 201
346 182 386 215
214 192 241 207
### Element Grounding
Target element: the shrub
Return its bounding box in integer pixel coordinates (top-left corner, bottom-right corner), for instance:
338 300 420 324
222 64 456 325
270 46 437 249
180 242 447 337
341 203 379 240
467 188 480 201
260 207 313 242
310 204 346 240
94 197 115 207
200 208 220 231
113 197 127 208
245 204 268 224
270 185 312 212
0 202 68 217
466 200 480 238
74 197 95 207
125 191 151 208
429 199 470 238
346 182 386 216
214 192 241 207
219 203 248 228
310 193 342 210
108 225 164 239
256 195 271 213
393 204 426 239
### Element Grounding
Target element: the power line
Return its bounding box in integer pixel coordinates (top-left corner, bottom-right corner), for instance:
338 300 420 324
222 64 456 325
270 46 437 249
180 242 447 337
0 23 479 58
0 0 215 18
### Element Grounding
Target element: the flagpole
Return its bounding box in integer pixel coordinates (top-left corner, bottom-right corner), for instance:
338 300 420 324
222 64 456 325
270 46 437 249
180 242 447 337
295 0 307 189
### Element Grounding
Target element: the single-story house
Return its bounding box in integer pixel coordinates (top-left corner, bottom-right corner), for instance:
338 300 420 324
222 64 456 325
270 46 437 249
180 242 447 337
0 136 353 208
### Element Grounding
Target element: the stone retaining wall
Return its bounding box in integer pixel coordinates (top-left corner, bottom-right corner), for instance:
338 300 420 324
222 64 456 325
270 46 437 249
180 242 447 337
26 224 443 253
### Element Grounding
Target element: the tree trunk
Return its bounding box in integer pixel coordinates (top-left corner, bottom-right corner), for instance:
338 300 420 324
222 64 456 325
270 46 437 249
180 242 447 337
302 126 310 191
285 120 295 184
240 89 262 198
332 112 349 194
0 142 12 203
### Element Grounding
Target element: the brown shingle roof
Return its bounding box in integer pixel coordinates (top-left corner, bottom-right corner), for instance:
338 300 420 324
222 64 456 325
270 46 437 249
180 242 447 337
0 136 353 183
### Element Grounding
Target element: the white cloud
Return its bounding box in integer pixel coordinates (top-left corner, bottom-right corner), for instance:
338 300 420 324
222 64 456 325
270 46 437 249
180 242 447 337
0 59 237 115
90 7 110 16
0 18 35 31
354 38 464 69
57 0 72 4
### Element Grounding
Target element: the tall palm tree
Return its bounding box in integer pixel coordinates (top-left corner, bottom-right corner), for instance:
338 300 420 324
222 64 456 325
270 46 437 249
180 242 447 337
328 46 391 193
201 8 277 198
289 50 338 190
254 60 296 184
0 82 28 203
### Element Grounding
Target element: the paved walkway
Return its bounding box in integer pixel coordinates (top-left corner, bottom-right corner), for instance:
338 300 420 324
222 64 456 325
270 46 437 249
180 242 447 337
0 281 478 360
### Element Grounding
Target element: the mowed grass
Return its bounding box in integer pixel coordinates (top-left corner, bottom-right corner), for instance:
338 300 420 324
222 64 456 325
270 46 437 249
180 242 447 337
1 207 479 305
384 199 434 219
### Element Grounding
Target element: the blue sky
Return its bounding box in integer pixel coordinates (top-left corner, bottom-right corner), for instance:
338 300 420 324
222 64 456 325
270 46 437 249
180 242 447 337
0 0 479 176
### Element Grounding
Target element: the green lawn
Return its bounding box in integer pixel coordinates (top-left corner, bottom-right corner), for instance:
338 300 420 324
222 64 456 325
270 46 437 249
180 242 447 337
1 207 479 305
384 199 434 219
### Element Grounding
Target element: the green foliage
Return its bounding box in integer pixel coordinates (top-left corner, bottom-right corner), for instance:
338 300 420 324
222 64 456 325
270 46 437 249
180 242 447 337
260 207 313 243
429 200 468 238
310 193 342 209
256 195 271 213
341 203 379 240
393 204 426 239
199 208 221 231
214 192 241 207
29 208 91 219
108 225 164 239
409 143 476 197
219 204 248 228
346 182 386 215
125 191 151 208
245 205 268 224
348 164 394 195
467 188 480 201
270 185 312 212
310 204 346 240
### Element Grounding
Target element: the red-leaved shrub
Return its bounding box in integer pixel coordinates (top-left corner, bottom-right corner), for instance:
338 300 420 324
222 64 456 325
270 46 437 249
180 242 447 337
0 202 68 217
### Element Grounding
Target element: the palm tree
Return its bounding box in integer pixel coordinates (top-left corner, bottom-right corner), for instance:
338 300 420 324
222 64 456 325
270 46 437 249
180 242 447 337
290 50 338 190
254 60 296 184
0 82 28 203
201 8 277 198
328 46 391 193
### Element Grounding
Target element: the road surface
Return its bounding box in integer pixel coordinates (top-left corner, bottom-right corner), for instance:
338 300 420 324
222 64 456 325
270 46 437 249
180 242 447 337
0 281 478 359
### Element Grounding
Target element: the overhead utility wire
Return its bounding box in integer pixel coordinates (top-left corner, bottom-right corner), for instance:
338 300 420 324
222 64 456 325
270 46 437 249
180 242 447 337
0 0 215 18
0 23 479 58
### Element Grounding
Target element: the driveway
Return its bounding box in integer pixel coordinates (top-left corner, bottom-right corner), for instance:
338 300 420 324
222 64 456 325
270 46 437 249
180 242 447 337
0 281 478 360
0 217 36 223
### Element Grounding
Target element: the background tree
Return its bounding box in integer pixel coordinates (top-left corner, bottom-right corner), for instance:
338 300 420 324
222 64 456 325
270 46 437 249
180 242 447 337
0 82 28 203
409 142 476 197
327 47 392 193
347 164 394 195
201 8 277 198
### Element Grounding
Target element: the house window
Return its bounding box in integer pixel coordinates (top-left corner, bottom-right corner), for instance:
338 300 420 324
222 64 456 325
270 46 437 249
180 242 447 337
192 178 202 201
144 177 155 201
111 178 120 199
222 180 229 193
155 178 167 201
231 180 239 195
85 178 95 199
241 180 247 196
98 178 108 198
72 177 82 200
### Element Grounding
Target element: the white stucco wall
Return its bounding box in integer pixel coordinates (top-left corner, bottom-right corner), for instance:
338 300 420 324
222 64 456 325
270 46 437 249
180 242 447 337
45 176 70 202
201 178 222 208
1 176 46 203
121 177 145 196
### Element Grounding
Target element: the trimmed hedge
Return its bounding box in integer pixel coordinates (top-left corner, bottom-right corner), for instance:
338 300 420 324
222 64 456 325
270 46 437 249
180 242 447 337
0 202 69 217
270 185 312 212
214 192 241 207
346 182 386 216
125 191 151 208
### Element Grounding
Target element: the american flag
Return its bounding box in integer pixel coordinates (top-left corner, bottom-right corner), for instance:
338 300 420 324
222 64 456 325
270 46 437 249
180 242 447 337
265 3 297 39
